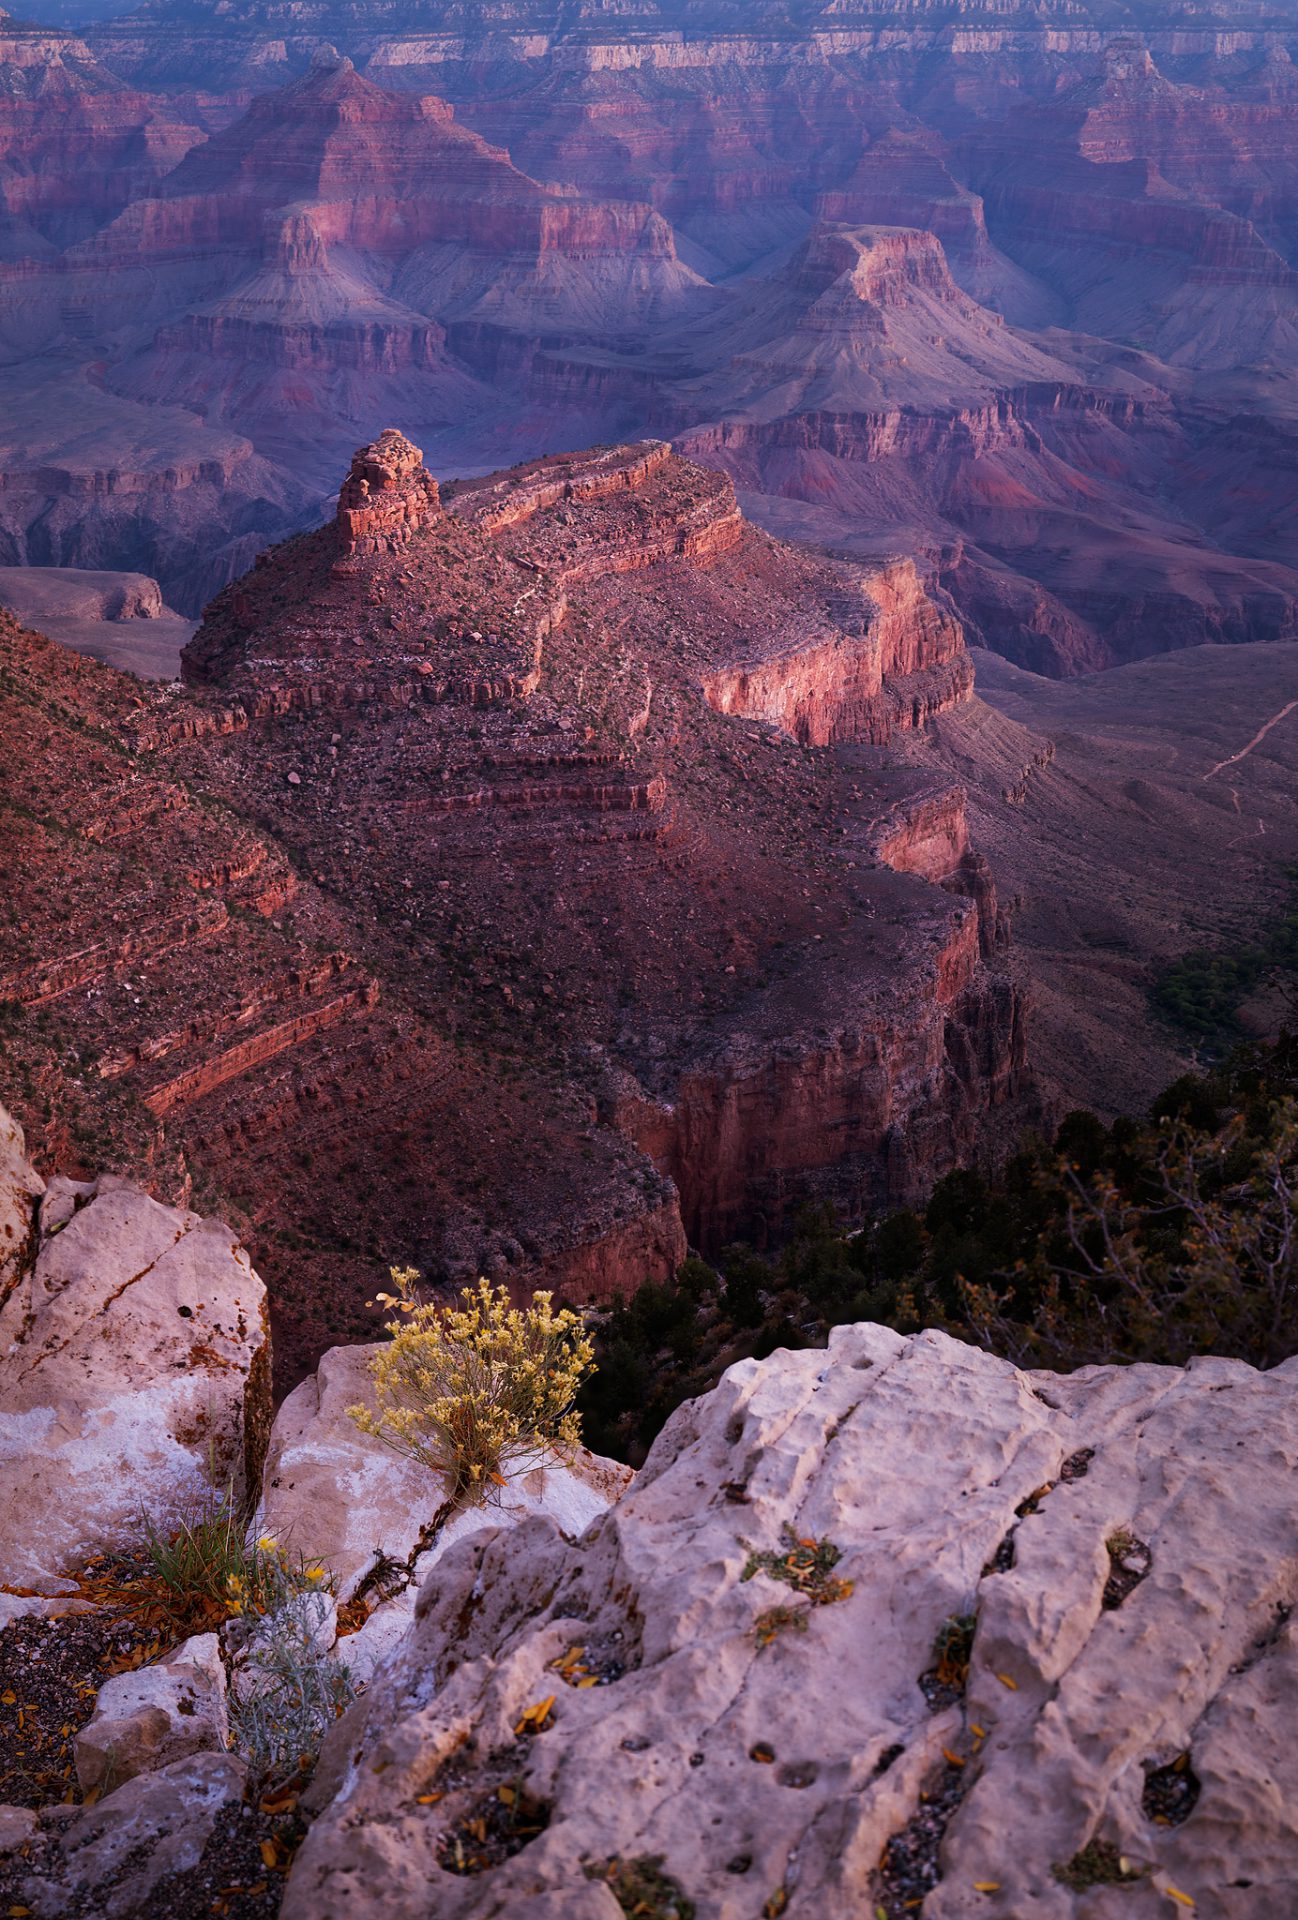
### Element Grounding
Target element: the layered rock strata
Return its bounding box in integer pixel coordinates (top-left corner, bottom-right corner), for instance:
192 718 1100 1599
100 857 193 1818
1 434 1029 1386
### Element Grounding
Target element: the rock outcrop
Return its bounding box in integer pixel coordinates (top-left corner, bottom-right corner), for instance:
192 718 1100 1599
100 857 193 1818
336 429 441 558
285 1321 1298 1920
0 1107 270 1598
74 1632 230 1798
0 435 1030 1390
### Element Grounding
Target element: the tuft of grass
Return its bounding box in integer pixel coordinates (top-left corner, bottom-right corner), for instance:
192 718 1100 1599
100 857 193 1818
128 1483 330 1639
137 1491 268 1633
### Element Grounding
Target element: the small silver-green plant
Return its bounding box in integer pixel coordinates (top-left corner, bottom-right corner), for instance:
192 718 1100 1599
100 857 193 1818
226 1536 355 1782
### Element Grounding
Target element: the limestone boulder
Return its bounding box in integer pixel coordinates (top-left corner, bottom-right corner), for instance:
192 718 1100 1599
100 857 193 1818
75 1632 229 1799
0 1138 270 1593
0 1105 43 1296
20 1752 248 1920
285 1324 1298 1920
261 1340 631 1680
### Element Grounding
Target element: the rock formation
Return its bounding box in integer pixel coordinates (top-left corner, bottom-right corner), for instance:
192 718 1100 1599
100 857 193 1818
0 1109 269 1604
3 16 1298 658
336 429 441 557
0 434 1030 1390
281 1318 1298 1918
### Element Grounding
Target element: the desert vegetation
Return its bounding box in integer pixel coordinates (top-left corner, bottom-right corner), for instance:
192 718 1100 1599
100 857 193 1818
579 1035 1298 1463
349 1273 596 1504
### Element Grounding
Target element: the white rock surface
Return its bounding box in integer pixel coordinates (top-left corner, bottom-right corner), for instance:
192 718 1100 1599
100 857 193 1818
75 1632 230 1798
0 1104 43 1295
0 1117 270 1592
263 1340 632 1678
23 1752 248 1920
284 1324 1298 1920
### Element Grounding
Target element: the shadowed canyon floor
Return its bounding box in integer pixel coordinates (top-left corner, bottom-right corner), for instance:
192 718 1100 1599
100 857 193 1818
935 643 1298 1117
0 433 1031 1392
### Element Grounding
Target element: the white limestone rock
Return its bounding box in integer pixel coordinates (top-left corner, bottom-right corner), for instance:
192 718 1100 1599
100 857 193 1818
283 1324 1298 1920
0 1104 42 1295
0 1125 270 1593
24 1752 248 1920
262 1339 632 1671
75 1632 229 1798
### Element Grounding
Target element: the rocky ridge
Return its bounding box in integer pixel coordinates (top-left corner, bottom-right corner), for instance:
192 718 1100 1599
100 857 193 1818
0 433 1030 1391
3 1118 1294 1920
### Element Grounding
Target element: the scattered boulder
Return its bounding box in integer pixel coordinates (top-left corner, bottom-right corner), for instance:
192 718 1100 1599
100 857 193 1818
75 1633 229 1799
22 1752 248 1920
0 1805 37 1856
0 1113 271 1594
285 1323 1298 1920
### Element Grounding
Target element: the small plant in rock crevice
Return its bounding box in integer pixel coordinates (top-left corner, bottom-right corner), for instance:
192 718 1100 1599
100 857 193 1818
349 1268 596 1506
741 1528 854 1608
753 1602 811 1651
920 1611 978 1709
584 1854 696 1920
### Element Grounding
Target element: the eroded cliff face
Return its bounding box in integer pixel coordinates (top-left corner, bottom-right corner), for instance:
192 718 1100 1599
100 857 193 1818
0 435 1030 1388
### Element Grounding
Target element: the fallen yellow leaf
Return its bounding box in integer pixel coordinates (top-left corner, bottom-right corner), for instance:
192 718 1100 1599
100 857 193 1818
995 1673 1019 1690
514 1694 556 1736
1163 1890 1195 1910
942 1747 966 1768
973 1883 1001 1893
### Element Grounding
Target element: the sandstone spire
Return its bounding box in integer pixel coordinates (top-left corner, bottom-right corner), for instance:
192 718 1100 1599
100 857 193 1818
336 428 440 558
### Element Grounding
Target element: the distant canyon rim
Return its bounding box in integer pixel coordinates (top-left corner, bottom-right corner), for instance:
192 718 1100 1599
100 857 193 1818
1 0 1298 669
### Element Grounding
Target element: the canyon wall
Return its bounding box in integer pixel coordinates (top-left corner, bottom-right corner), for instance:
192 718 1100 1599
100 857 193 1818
2 16 1298 655
0 436 1030 1388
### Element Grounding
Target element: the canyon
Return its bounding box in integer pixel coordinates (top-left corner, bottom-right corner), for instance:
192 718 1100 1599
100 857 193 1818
0 3 1296 670
0 431 1031 1391
2 10 1296 1909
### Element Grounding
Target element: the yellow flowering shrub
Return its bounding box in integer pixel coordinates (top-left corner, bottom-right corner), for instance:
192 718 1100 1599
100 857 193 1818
348 1270 596 1505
